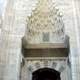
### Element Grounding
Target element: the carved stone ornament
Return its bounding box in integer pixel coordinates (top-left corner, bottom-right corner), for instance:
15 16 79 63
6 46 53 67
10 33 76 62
26 0 65 43
26 59 66 73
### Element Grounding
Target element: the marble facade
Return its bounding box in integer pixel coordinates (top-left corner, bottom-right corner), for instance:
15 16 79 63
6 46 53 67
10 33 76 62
0 0 80 80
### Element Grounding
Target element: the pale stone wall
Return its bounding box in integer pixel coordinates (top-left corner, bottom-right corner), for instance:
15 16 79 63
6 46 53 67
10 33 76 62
0 0 80 80
69 0 80 80
0 0 22 80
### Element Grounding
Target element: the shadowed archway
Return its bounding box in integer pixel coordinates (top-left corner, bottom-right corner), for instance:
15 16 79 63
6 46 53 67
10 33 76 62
32 68 61 80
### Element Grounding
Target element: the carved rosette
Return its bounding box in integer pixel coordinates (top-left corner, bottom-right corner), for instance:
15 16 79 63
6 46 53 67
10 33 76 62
26 0 65 43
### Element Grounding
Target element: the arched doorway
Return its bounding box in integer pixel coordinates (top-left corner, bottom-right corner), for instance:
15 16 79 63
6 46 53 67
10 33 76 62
32 68 61 80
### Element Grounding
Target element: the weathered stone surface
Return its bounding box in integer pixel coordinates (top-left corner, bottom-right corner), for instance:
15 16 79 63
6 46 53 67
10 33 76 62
0 0 80 80
21 58 70 80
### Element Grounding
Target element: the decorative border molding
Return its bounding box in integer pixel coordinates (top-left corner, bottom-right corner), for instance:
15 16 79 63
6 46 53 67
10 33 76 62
25 57 67 60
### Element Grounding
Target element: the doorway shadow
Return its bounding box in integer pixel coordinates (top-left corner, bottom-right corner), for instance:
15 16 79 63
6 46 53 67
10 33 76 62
32 68 61 80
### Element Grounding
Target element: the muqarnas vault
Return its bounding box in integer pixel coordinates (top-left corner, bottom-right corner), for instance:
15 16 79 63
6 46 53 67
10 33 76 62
21 0 71 80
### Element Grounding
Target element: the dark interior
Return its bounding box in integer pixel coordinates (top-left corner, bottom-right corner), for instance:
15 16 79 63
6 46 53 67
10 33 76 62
32 68 61 80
